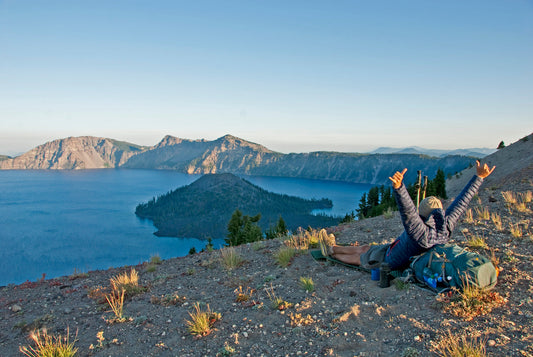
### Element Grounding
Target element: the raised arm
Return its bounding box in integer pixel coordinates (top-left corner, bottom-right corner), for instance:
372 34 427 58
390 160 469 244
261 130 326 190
445 161 495 231
389 169 428 239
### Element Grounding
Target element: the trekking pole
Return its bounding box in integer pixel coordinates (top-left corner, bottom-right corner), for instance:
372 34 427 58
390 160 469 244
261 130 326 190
422 176 428 200
416 170 422 210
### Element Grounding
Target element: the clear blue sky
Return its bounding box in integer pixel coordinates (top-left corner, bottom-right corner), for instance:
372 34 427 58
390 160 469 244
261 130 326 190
1 0 532 156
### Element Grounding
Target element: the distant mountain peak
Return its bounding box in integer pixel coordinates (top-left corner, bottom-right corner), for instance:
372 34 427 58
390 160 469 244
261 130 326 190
215 134 275 153
371 146 495 158
155 135 207 149
219 134 240 141
0 136 142 169
188 172 250 190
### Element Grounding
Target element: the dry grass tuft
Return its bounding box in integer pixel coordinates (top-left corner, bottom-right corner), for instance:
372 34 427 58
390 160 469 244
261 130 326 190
509 223 523 238
515 201 531 213
436 282 506 321
185 303 221 337
234 286 255 303
265 284 292 310
474 206 490 221
274 245 298 267
502 191 518 205
289 312 315 327
150 293 186 306
299 276 315 293
150 254 162 265
284 227 319 250
220 247 245 270
87 286 110 305
490 212 503 231
521 190 532 203
463 209 474 224
465 233 488 250
105 288 126 322
502 190 531 213
20 328 78 357
110 269 145 296
433 330 487 357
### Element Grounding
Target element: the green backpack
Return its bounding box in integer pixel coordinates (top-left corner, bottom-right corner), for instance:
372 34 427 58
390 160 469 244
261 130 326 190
409 244 497 293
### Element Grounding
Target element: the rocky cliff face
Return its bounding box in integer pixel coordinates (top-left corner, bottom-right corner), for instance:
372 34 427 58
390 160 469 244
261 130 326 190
0 136 144 169
243 152 475 185
0 134 478 185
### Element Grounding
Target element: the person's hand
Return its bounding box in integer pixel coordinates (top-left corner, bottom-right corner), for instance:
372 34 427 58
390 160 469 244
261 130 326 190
476 160 495 179
389 168 407 189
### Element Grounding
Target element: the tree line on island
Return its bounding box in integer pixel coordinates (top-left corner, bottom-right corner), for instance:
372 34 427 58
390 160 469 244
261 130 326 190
135 173 338 241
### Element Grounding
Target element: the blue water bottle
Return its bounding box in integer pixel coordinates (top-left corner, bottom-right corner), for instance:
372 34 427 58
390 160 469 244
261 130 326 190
423 267 437 289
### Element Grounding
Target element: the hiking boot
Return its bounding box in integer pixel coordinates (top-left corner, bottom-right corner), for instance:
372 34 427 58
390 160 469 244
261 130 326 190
327 233 336 247
318 231 328 257
319 229 335 256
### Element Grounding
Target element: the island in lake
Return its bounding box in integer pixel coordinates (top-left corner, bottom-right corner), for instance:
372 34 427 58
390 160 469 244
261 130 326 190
135 173 339 239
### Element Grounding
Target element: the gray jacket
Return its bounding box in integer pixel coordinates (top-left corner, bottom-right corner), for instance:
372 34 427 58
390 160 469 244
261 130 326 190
384 175 483 270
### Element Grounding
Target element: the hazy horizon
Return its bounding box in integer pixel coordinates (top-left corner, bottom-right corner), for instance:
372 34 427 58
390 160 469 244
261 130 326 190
0 132 506 158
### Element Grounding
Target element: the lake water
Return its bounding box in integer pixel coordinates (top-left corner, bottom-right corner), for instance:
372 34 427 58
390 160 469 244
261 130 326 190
0 170 371 286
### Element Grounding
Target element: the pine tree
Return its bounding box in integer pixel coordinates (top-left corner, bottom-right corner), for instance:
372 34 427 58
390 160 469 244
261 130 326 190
433 168 447 199
226 209 262 246
356 193 369 219
367 187 380 207
275 216 288 236
242 215 262 243
226 209 244 246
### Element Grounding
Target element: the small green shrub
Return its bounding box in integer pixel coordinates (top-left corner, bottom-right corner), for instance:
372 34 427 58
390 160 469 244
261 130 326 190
274 246 297 267
252 241 265 251
383 207 394 219
394 279 410 291
220 247 245 270
150 254 162 264
299 276 315 293
217 342 236 356
401 347 419 357
265 285 292 310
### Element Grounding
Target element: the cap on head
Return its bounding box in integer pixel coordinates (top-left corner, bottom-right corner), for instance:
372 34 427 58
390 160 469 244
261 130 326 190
419 196 442 218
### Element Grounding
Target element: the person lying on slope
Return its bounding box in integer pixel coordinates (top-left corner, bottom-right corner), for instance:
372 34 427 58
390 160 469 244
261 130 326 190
319 160 495 270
